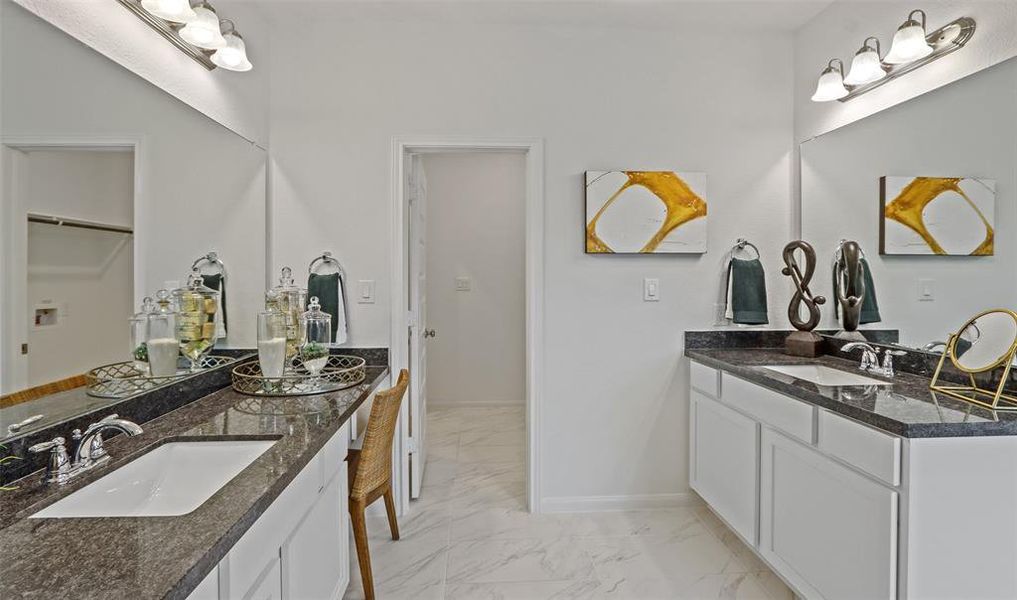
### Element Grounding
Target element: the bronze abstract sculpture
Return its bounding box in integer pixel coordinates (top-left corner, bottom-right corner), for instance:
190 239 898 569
781 240 827 357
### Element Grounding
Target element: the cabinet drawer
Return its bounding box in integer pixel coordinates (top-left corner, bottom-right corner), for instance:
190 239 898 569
723 374 814 443
319 422 350 490
690 361 721 398
818 410 901 486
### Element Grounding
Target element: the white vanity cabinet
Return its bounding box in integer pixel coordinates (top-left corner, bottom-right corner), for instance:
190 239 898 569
188 421 351 600
689 361 1017 599
759 428 898 599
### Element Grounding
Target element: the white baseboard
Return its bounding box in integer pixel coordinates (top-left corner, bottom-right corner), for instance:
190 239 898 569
540 492 703 513
429 399 524 408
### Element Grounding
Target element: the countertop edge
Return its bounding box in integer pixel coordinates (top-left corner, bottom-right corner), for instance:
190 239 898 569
685 349 1017 439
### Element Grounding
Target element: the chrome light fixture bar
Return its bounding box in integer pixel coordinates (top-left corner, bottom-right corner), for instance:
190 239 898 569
811 12 975 103
117 0 216 70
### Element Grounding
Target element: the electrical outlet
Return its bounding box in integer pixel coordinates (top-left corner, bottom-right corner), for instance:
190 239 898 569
918 278 935 302
455 276 471 291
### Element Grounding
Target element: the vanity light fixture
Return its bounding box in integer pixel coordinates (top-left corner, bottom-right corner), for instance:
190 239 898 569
811 59 848 102
117 0 254 72
843 37 886 86
179 2 227 50
139 0 196 24
211 21 253 72
810 10 975 103
884 10 934 65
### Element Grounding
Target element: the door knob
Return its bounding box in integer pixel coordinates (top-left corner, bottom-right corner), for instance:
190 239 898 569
423 329 437 339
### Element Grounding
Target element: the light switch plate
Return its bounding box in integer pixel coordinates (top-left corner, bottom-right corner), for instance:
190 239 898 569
918 278 935 302
643 278 660 302
358 280 376 304
455 276 471 292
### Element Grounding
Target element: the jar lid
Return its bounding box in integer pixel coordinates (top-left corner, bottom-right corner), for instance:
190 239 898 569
154 289 177 314
301 296 332 324
174 268 218 298
134 296 155 318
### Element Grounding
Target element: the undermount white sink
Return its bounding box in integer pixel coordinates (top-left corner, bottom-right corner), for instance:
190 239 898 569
762 364 891 387
31 440 276 519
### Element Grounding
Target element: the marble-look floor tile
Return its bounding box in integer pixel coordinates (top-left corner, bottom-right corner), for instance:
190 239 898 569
343 534 448 600
566 508 701 539
446 537 595 583
460 429 526 447
445 580 601 600
458 444 526 464
581 528 751 583
451 506 575 541
455 461 525 487
594 572 772 599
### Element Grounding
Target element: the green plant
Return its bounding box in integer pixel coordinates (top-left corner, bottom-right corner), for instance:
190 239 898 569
302 342 329 361
133 342 149 362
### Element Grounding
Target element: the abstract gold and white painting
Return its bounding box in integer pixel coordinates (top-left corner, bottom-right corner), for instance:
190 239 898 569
585 170 708 254
880 176 995 256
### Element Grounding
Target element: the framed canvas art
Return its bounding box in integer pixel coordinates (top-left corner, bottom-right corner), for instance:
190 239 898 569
880 175 995 256
585 170 708 254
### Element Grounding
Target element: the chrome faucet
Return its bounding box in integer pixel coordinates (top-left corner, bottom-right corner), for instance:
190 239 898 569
842 341 880 372
29 414 143 484
842 342 906 378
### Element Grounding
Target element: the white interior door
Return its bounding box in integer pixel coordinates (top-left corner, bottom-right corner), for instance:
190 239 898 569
408 154 429 499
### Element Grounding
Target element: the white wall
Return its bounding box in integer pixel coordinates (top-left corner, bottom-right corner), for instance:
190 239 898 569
794 0 1017 141
423 152 526 406
2 3 266 391
9 0 271 147
269 17 794 506
801 56 1017 348
23 150 133 385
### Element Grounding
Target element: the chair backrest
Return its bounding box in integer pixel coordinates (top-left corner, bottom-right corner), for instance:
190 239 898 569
351 369 409 499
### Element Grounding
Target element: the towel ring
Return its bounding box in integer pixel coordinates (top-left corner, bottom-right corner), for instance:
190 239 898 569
192 251 227 279
732 238 760 260
309 251 345 277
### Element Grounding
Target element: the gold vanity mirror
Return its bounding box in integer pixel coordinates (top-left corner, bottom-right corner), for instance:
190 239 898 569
930 309 1017 411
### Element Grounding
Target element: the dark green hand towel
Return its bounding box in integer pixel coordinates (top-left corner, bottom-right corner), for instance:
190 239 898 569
859 258 881 324
308 272 341 342
201 273 227 335
728 258 769 325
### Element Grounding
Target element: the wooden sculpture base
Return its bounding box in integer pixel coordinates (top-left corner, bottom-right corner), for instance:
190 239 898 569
786 331 824 358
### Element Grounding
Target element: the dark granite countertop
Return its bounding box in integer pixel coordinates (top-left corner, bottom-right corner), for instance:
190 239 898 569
686 348 1017 438
0 366 388 600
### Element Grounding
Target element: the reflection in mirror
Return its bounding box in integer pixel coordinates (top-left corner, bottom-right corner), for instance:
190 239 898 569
951 311 1017 373
0 3 266 440
801 55 1017 350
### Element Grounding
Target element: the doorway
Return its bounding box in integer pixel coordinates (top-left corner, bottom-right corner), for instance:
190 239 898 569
390 137 544 514
1 143 136 396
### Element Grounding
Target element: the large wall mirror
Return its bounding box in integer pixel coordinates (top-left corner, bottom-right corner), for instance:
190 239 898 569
800 55 1017 351
0 3 266 439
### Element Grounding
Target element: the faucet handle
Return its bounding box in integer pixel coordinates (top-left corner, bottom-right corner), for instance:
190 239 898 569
29 437 72 484
29 437 66 454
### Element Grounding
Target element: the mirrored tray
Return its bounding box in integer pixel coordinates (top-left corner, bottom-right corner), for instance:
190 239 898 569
232 355 367 397
86 355 236 399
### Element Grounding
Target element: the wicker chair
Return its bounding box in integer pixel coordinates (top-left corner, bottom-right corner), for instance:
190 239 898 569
0 374 88 409
346 369 409 600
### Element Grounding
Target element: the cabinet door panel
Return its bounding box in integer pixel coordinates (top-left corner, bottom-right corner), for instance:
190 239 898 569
283 471 346 599
243 557 282 600
760 429 897 600
690 391 759 544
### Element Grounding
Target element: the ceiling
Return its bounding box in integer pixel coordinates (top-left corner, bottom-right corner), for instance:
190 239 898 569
258 0 837 32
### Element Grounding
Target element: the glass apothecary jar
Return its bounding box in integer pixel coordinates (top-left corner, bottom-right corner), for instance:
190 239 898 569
129 297 156 374
148 289 181 377
258 309 288 378
299 297 332 376
266 267 308 367
173 269 220 372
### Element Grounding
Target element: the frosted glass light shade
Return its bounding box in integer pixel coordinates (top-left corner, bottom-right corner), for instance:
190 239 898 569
884 22 933 64
211 32 252 71
811 67 848 102
844 47 886 85
140 0 196 23
179 5 226 49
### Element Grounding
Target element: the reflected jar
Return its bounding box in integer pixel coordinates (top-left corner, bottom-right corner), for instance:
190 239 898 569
147 289 181 377
299 296 332 376
129 296 156 375
173 269 220 372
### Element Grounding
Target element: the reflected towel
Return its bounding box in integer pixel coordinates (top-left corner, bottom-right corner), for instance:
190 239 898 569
201 273 227 338
726 257 769 325
859 259 881 325
308 272 349 345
